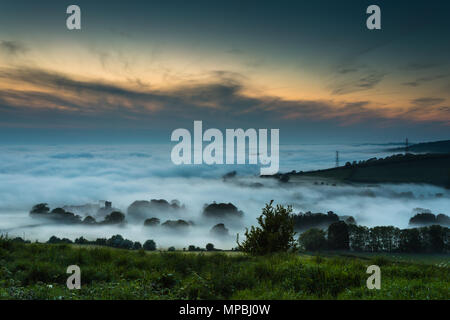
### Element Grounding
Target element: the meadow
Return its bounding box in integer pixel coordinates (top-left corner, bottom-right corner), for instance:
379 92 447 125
0 237 448 300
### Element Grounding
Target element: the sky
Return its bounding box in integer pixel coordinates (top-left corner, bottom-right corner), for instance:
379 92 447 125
0 0 449 144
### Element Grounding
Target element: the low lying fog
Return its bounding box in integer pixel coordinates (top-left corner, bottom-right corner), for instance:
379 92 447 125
0 144 448 249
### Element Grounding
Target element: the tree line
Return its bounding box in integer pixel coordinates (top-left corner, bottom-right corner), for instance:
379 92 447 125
300 223 449 253
238 202 449 255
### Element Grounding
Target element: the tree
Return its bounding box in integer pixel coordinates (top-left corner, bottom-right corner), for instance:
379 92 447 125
51 208 66 214
203 202 244 219
348 224 369 251
47 236 61 244
399 228 421 252
47 236 72 244
143 239 156 251
106 234 125 248
103 211 125 224
206 243 215 251
292 211 340 231
83 216 96 225
237 201 297 255
409 213 437 226
121 239 134 250
75 236 89 245
422 225 445 253
132 241 142 250
144 217 160 226
210 223 229 237
327 221 349 250
298 228 327 251
30 203 50 214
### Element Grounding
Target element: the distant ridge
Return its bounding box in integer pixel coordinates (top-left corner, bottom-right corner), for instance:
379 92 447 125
388 140 450 153
269 153 450 187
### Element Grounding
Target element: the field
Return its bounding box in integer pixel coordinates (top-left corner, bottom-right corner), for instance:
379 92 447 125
0 238 448 300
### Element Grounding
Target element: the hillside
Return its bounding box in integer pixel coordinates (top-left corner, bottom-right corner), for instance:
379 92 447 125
388 140 450 153
279 153 450 187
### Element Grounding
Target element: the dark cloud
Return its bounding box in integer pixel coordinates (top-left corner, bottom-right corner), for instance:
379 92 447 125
331 71 385 95
50 153 95 159
0 40 28 56
402 81 419 87
402 62 441 71
403 97 449 123
226 48 244 55
0 67 447 133
402 74 448 87
337 68 358 74
411 97 446 107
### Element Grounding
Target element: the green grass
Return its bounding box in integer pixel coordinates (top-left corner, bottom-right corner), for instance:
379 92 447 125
0 239 448 300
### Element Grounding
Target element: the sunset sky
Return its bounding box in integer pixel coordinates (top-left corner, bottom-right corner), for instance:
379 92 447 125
0 0 449 143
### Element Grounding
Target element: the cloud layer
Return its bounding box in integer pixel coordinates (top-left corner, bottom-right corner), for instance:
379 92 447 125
1 67 448 134
0 143 448 248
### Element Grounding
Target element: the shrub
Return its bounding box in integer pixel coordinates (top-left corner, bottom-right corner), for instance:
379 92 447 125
206 243 215 251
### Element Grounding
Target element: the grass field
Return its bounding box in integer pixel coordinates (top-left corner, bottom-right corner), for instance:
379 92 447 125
0 238 448 300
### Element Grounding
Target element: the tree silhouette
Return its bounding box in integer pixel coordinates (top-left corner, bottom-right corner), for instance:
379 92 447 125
237 201 297 255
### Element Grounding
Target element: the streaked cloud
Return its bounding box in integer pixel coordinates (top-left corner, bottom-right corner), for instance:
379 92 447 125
0 40 28 56
411 97 446 107
0 66 448 133
331 70 386 95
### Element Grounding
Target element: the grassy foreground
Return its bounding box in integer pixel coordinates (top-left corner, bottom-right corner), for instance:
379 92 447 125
0 239 448 300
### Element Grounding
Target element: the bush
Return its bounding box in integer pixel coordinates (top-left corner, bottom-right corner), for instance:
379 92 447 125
238 201 297 255
206 243 215 251
299 228 327 251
